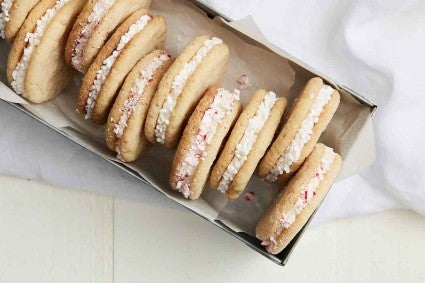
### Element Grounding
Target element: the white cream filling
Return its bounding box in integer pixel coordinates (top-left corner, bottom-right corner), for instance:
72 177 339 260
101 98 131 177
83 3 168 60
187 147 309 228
113 51 171 160
217 91 277 193
154 37 223 144
0 0 13 38
174 88 240 198
11 0 70 96
265 85 334 182
84 14 151 119
261 147 336 252
71 0 115 72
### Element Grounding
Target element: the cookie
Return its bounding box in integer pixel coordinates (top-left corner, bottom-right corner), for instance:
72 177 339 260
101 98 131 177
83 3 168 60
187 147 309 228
65 0 151 73
169 84 242 200
258 77 340 184
209 90 287 199
105 50 172 162
256 143 342 255
145 35 229 149
77 9 167 124
0 0 40 40
7 0 85 103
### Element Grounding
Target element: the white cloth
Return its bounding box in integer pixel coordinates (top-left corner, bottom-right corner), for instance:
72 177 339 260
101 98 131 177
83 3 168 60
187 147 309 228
1 0 423 223
203 0 425 217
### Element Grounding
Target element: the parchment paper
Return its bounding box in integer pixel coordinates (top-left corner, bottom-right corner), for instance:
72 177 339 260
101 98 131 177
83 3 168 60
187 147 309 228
0 0 374 236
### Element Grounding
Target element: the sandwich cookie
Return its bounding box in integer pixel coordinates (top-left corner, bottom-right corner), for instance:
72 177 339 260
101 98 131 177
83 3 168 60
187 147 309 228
256 143 342 254
65 0 151 73
77 9 167 124
169 84 242 200
145 35 229 149
0 0 40 40
7 0 85 103
209 90 287 199
105 50 172 162
258 77 340 184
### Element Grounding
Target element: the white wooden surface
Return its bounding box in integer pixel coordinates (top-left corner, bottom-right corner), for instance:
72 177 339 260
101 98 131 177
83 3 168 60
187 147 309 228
1 175 424 283
0 176 113 283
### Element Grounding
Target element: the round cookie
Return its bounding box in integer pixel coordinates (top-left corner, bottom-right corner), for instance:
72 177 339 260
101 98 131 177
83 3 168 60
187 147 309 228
209 90 287 199
0 0 40 40
258 77 340 184
145 35 229 149
77 9 167 124
7 0 85 103
169 84 242 200
105 50 173 162
65 0 151 73
256 143 342 255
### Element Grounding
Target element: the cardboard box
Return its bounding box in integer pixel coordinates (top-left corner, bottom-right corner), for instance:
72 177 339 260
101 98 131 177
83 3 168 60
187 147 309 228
0 0 376 265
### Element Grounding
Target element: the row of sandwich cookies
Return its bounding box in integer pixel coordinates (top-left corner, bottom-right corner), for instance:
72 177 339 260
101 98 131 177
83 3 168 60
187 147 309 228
90 22 340 202
166 78 343 257
104 33 229 162
101 39 341 203
68 7 229 153
0 0 151 43
70 5 227 134
68 10 229 161
77 8 167 123
79 8 341 204
1 0 344 256
164 77 342 255
169 77 340 199
4 0 151 103
1 0 342 201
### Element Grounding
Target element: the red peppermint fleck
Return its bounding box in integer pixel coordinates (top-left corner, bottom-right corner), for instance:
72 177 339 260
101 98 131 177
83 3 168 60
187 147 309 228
167 54 172 58
316 172 320 177
313 191 316 196
244 191 255 201
304 191 308 200
148 78 153 83
203 134 207 140
236 74 252 89
237 75 248 84
178 173 189 181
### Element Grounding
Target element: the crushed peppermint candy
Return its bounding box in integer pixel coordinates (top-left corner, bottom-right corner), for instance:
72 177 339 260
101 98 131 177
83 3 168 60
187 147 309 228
174 88 240 198
261 146 336 253
236 74 251 89
217 91 277 194
113 51 172 160
244 191 255 201
84 14 152 119
11 0 70 96
154 37 223 144
0 0 13 39
265 84 334 182
71 0 116 72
